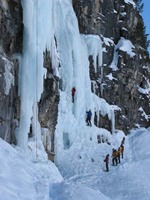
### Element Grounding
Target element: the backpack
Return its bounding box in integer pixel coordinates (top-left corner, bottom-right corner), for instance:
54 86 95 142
72 88 76 95
120 145 124 152
88 111 92 117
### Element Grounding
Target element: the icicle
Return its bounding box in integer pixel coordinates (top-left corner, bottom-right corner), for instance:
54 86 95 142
100 83 104 97
97 110 99 127
111 109 115 134
16 0 55 149
101 65 103 83
83 34 103 72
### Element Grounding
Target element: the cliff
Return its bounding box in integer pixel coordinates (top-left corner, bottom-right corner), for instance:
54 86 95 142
73 0 150 132
0 0 149 152
0 0 22 142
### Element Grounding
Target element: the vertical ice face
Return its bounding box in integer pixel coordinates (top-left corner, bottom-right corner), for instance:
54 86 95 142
16 0 115 160
54 0 91 162
83 35 103 72
16 0 55 149
111 109 115 135
53 1 115 164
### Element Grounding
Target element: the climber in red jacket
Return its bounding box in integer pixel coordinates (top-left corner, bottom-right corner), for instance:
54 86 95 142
71 87 76 102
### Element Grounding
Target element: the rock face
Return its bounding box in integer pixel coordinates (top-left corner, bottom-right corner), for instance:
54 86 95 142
0 0 22 54
0 1 59 158
0 0 22 143
38 51 59 159
73 0 150 133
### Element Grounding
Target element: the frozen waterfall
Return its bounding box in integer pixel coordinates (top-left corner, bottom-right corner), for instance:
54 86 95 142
16 0 116 162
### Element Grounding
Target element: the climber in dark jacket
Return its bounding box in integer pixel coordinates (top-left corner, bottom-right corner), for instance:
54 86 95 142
117 147 121 164
104 154 109 172
121 137 125 146
86 110 92 126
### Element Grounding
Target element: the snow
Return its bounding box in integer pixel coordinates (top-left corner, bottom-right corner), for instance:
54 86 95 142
117 38 135 57
49 181 110 200
120 12 126 17
110 37 135 71
0 138 62 200
1 127 150 199
124 0 136 8
138 84 150 95
103 37 114 47
122 27 128 31
83 34 103 72
138 107 149 121
106 73 117 81
113 9 117 14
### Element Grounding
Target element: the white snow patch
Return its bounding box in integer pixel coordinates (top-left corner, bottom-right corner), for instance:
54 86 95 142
103 37 114 47
110 37 135 71
124 0 136 8
116 37 135 57
83 34 103 72
106 73 117 81
0 139 62 200
138 107 149 121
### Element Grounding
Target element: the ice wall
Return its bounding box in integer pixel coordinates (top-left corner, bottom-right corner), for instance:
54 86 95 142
16 0 116 162
16 0 55 149
84 34 103 72
53 0 116 164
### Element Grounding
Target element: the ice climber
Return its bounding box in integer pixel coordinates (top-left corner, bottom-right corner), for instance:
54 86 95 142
120 144 124 159
104 154 109 172
117 147 121 163
71 87 76 102
112 149 118 166
86 110 92 126
121 137 125 146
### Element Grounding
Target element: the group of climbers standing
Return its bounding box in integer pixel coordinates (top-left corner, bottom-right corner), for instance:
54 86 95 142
112 145 124 166
104 137 125 172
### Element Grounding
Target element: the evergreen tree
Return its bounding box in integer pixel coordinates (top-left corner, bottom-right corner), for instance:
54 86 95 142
134 0 144 13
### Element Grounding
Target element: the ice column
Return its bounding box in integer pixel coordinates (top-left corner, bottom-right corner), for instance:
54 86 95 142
84 34 103 72
16 0 54 149
111 109 115 134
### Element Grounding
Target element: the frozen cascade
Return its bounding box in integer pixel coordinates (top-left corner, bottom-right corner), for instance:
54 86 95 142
111 109 115 135
16 0 55 150
110 37 135 71
16 0 116 162
54 0 116 164
83 34 103 72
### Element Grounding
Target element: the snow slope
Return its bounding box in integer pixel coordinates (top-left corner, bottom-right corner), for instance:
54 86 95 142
0 138 109 200
60 127 150 200
1 127 150 200
0 139 62 200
